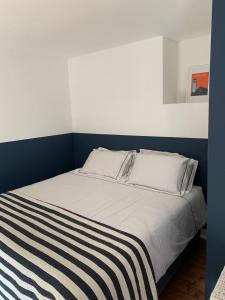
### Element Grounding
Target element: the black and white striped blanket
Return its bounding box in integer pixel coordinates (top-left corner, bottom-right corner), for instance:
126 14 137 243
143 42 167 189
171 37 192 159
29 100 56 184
0 192 158 300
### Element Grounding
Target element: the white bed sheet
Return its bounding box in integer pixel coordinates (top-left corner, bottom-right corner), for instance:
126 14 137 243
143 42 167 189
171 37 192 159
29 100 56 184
14 171 207 282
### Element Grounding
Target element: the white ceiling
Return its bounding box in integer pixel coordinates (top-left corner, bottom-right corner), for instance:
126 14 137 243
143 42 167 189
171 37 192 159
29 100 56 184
0 0 212 57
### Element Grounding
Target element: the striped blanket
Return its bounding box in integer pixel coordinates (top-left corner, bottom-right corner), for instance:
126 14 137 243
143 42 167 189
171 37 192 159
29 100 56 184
0 192 158 300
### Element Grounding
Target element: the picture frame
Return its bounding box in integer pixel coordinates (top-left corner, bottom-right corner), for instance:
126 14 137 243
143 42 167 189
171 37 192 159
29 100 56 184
186 65 210 103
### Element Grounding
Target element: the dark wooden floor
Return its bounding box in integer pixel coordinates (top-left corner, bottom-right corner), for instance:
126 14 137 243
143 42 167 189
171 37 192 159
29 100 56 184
160 239 206 300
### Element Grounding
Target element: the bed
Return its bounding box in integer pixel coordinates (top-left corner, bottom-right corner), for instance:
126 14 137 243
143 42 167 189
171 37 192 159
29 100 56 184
0 166 206 300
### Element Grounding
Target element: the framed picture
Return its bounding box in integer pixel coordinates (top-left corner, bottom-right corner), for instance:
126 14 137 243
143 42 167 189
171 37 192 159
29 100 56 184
187 65 210 103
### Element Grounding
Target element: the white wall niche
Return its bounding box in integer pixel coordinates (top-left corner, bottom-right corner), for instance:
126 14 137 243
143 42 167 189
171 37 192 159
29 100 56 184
163 35 211 104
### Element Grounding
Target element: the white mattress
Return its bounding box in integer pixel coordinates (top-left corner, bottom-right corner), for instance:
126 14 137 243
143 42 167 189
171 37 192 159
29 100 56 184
15 171 207 282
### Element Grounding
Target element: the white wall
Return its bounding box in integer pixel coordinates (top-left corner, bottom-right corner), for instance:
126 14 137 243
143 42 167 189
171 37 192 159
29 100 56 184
177 35 211 101
68 37 209 138
0 48 72 143
163 38 178 104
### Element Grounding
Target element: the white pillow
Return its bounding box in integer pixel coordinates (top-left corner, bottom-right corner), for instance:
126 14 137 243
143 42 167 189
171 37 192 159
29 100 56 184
182 159 198 193
98 148 136 179
139 149 198 193
140 149 180 156
80 149 129 179
127 153 190 195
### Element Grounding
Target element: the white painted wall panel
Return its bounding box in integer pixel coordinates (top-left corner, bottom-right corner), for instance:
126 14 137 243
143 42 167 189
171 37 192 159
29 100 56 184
0 49 72 143
68 37 209 138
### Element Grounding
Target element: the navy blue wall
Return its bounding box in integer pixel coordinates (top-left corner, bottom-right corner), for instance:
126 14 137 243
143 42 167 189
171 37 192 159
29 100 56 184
0 133 74 193
73 133 208 198
206 0 225 298
0 133 207 197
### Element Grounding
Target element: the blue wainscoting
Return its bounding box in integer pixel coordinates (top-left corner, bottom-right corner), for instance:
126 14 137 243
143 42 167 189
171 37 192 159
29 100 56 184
206 0 225 298
0 133 74 193
0 132 208 199
73 133 208 198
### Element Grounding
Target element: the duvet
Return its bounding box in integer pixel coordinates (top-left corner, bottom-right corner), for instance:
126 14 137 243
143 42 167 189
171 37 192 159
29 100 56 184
0 192 158 300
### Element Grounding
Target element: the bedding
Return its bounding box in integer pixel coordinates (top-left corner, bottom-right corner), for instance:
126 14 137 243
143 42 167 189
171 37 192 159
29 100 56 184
0 192 157 300
97 148 136 179
15 171 206 281
127 153 191 195
80 149 129 179
139 149 198 193
0 171 206 300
